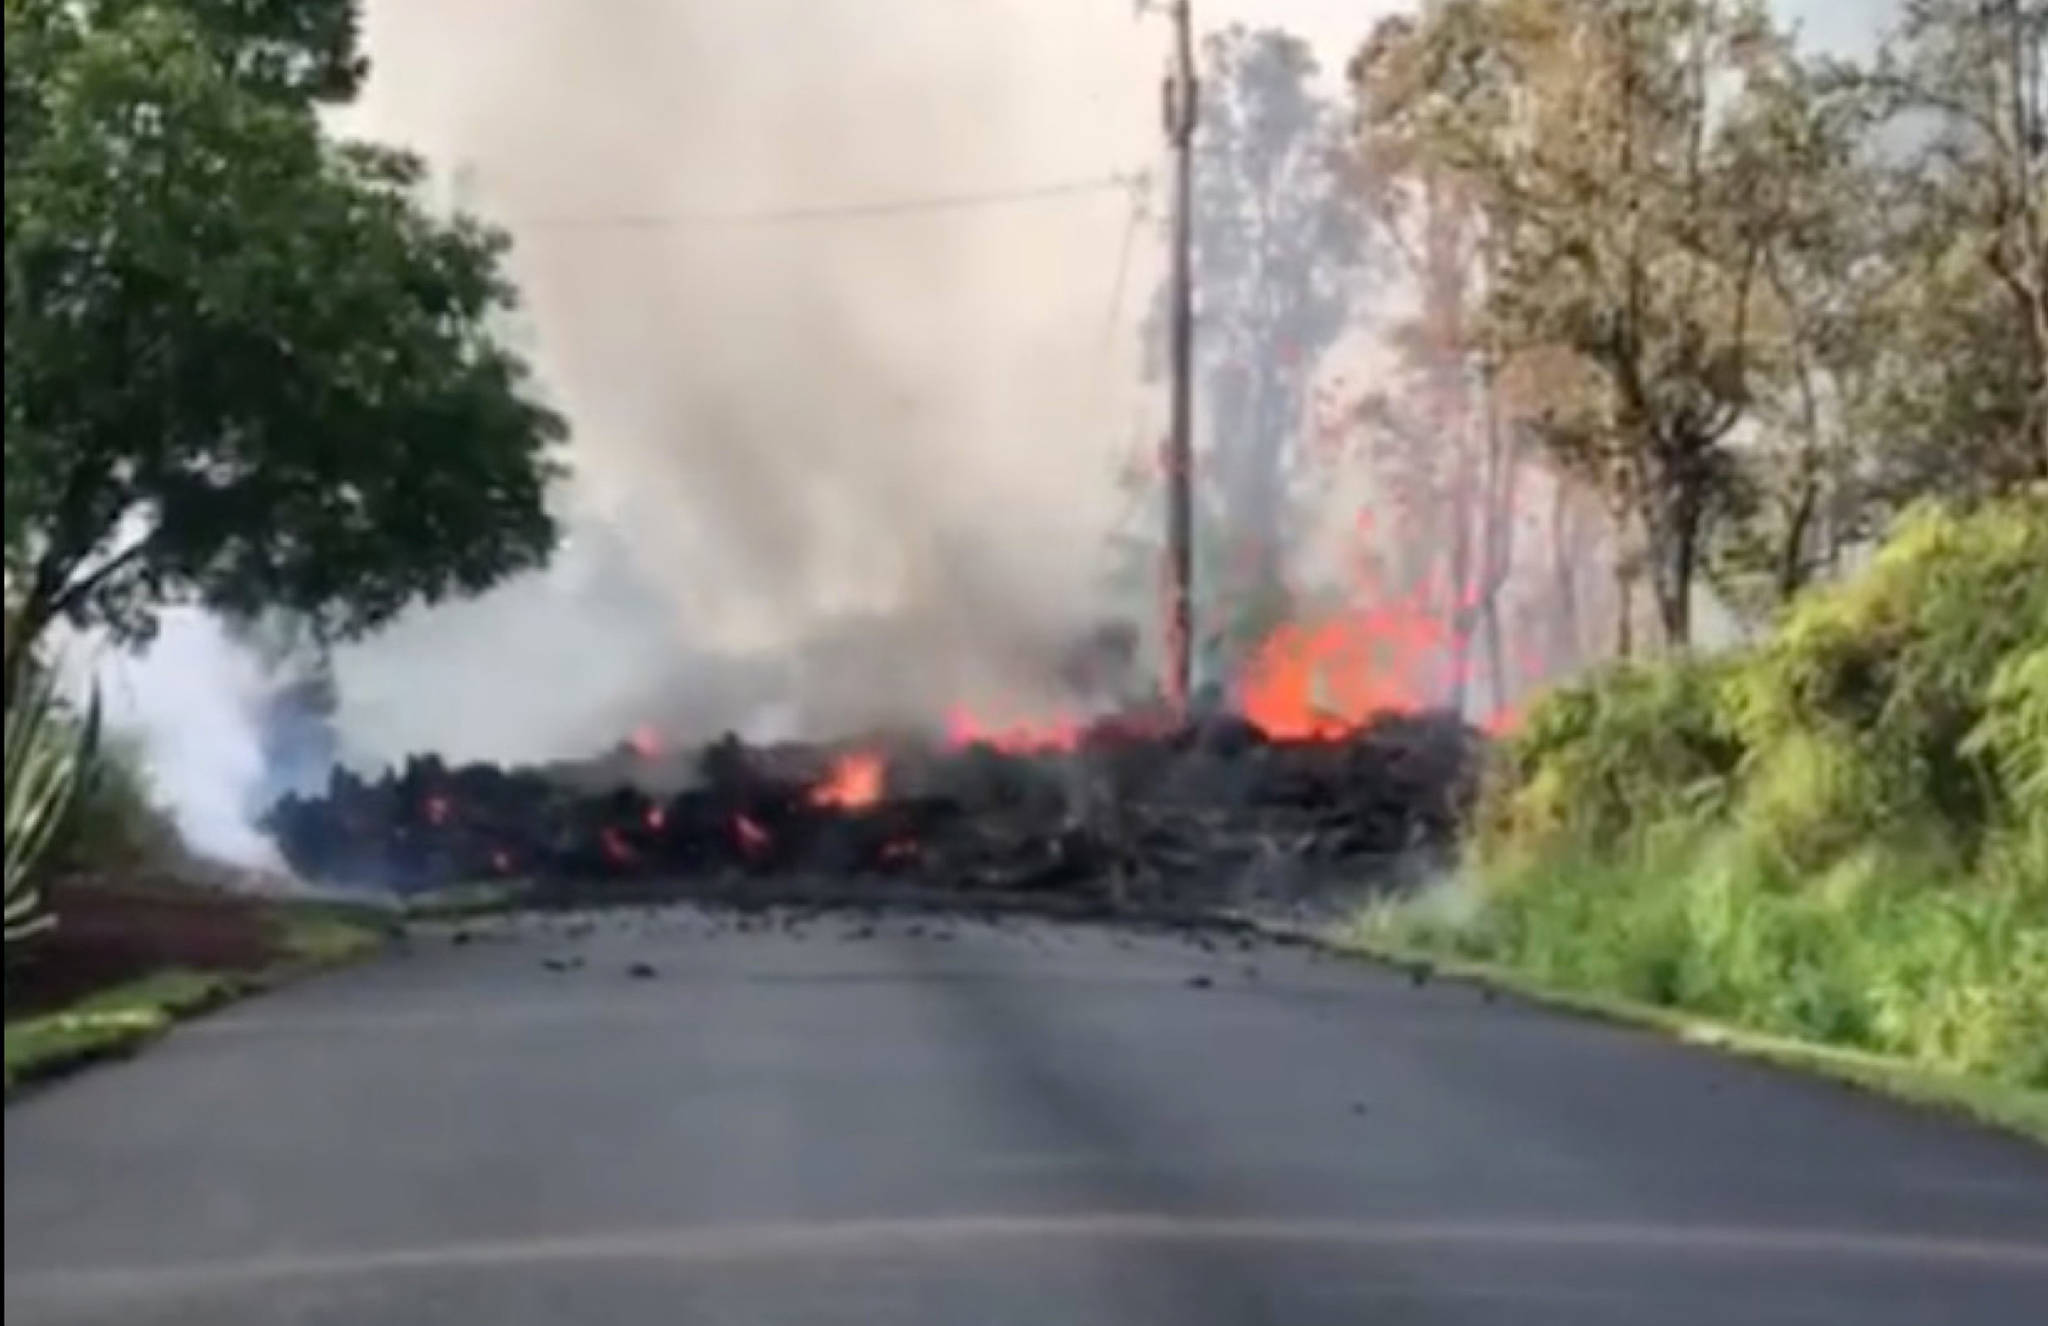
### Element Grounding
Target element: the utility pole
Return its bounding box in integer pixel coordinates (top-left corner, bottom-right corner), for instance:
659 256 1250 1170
1161 0 1197 716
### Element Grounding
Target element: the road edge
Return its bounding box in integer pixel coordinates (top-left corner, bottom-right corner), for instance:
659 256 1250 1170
1280 926 2048 1149
4 911 389 1102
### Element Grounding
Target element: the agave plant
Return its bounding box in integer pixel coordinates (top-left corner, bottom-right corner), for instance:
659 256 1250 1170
4 657 100 946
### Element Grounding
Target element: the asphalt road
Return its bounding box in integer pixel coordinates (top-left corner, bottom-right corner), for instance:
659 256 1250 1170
8 907 2048 1325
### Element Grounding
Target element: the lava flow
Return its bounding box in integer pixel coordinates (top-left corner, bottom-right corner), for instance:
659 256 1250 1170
809 751 886 809
943 707 1082 754
1237 604 1451 741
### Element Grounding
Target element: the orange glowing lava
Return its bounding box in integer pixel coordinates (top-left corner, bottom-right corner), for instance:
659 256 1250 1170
732 813 771 857
943 707 1082 754
809 752 886 809
1237 598 1453 741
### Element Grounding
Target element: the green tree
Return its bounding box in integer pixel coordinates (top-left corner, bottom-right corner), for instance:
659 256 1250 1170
1353 0 1804 650
1854 0 2048 498
2 0 563 692
1704 43 1886 614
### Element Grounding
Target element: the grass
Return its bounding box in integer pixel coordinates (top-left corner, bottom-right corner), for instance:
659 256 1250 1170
4 900 388 1097
4 968 248 1091
400 878 533 921
1334 925 2048 1146
1368 831 2047 1086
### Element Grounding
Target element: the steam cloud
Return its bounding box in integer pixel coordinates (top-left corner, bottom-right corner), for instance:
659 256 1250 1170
92 611 282 869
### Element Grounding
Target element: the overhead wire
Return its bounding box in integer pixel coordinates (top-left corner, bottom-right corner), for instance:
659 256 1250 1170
1098 165 1169 554
510 171 1149 231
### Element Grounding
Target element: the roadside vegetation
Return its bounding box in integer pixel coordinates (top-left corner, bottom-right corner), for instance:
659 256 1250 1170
1361 494 2048 1090
1345 0 2047 1120
5 902 388 1095
5 0 556 1080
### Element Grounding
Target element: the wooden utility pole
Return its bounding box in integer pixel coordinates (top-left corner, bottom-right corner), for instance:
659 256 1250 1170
1162 0 1197 714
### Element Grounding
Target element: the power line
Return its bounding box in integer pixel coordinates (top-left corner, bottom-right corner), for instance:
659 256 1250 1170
1099 175 1151 353
512 171 1149 231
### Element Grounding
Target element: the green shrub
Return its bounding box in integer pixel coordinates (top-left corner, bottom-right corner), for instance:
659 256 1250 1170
1482 654 1743 858
1372 492 2048 1087
1724 491 2048 863
1966 640 2048 825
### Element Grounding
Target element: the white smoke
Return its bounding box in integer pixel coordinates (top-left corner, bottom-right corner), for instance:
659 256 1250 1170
90 610 282 869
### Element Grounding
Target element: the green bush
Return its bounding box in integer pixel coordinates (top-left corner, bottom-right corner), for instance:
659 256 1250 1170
1374 491 2048 1087
1481 654 1743 857
1724 492 2048 866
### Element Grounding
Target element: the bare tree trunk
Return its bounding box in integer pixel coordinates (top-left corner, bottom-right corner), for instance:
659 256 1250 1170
1550 478 1583 674
1482 595 1508 717
1615 563 1635 659
1775 478 1819 604
1474 354 1519 715
1445 465 1476 715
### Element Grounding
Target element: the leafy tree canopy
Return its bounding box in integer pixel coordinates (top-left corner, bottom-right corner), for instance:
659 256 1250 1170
3 0 563 675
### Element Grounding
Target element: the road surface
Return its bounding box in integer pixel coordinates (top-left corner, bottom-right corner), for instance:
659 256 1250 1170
8 907 2048 1324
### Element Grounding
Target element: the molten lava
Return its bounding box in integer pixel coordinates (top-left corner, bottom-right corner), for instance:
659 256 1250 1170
1237 598 1454 741
809 752 885 809
943 707 1082 754
732 812 771 857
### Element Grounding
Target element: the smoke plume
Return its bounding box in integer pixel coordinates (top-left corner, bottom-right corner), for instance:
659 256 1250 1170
320 0 1191 766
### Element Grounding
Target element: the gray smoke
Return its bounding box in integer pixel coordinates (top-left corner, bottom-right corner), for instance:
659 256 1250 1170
320 0 1192 766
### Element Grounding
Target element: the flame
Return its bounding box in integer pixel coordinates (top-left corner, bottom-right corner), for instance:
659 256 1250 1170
644 804 666 831
1236 595 1453 741
626 725 661 759
732 812 771 857
809 751 886 809
943 706 1082 754
423 794 451 826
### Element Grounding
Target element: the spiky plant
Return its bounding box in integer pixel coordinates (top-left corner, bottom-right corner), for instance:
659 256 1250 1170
4 658 99 946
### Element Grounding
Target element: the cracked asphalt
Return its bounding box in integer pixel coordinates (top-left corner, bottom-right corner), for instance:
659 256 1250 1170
7 907 2047 1324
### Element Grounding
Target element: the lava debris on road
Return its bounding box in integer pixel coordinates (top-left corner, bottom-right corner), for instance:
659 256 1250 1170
264 711 1484 912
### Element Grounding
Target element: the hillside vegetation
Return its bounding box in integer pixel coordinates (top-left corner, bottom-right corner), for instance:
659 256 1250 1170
1364 492 2048 1088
